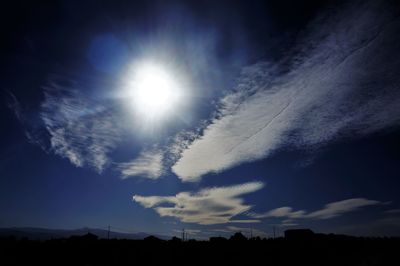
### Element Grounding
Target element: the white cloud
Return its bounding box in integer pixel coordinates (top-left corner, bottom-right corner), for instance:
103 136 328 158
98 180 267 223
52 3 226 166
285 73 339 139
249 198 381 220
41 86 122 173
171 1 400 181
133 181 264 225
118 150 164 179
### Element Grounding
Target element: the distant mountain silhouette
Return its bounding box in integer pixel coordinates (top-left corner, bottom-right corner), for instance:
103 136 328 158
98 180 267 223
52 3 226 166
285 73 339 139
69 232 99 241
0 227 168 240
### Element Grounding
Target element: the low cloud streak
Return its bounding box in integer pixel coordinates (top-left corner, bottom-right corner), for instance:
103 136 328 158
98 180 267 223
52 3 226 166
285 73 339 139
249 198 381 220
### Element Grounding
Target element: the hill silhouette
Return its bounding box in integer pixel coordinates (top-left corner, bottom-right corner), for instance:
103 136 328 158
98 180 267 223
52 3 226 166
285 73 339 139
0 227 168 240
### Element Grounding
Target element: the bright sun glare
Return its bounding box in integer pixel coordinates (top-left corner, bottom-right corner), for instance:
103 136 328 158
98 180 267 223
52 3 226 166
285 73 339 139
127 62 182 119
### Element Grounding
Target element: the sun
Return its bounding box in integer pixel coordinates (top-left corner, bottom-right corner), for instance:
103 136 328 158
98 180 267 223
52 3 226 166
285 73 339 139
125 61 183 119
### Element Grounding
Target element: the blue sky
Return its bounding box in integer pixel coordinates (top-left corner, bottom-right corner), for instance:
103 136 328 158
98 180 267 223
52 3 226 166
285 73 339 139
1 0 400 239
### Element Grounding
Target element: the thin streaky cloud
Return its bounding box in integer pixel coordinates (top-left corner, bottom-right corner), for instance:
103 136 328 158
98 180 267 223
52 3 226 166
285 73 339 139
249 198 382 220
384 209 400 214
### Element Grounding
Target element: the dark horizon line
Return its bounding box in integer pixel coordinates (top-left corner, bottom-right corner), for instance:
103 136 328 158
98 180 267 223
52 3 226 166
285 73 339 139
1 226 399 240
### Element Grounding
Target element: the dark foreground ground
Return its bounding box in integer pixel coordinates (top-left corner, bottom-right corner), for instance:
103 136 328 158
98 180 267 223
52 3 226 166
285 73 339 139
1 235 399 265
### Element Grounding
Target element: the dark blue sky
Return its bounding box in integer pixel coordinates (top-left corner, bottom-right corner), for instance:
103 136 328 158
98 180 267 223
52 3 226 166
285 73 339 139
1 0 400 238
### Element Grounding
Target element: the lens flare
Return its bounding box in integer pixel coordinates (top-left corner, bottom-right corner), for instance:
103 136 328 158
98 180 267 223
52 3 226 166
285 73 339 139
125 62 183 120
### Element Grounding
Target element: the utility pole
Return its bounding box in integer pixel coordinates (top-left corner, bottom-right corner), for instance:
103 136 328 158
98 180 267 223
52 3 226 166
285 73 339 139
108 225 110 240
273 226 276 239
182 228 185 242
250 228 253 239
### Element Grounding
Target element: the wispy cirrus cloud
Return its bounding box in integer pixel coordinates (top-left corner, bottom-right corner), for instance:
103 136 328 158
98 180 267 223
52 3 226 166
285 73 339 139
40 84 122 173
118 149 164 179
6 91 48 149
6 91 23 121
249 198 382 220
171 1 400 181
133 181 264 225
